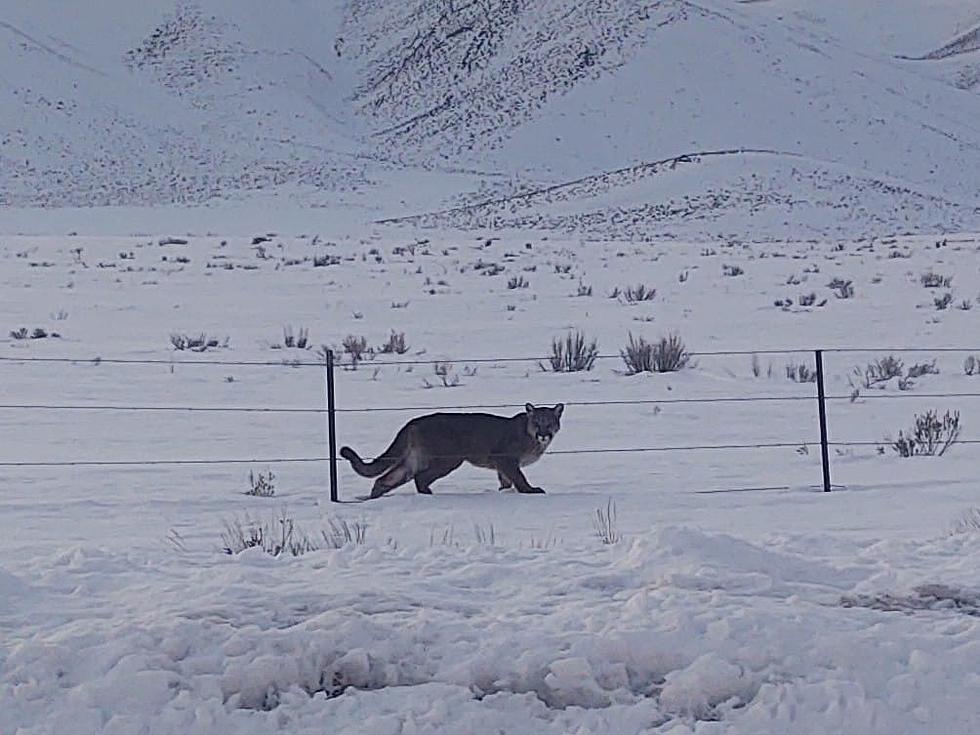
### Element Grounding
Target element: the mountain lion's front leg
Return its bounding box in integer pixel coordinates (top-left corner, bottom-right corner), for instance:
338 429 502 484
496 459 545 494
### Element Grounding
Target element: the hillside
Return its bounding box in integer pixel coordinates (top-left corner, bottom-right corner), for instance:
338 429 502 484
0 1 363 208
3 0 980 238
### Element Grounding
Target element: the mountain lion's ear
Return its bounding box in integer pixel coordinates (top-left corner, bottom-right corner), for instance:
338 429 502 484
525 403 536 414
554 403 564 418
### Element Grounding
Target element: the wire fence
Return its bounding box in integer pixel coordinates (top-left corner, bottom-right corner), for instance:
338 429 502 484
1 345 976 369
3 346 979 498
4 390 980 415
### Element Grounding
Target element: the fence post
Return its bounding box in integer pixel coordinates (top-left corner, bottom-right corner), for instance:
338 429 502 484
325 350 339 503
814 350 832 493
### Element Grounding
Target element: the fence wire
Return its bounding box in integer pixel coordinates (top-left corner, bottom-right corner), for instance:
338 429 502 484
1 345 977 370
0 395 821 414
2 346 977 474
0 348 820 369
0 442 808 468
4 440 980 469
2 390 980 416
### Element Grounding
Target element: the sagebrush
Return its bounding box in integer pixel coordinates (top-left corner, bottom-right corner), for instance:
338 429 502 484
244 469 275 497
544 331 598 372
621 333 691 374
378 330 409 354
785 363 816 383
892 410 961 457
619 284 656 303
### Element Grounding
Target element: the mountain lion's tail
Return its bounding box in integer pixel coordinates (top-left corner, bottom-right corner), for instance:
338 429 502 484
340 428 408 478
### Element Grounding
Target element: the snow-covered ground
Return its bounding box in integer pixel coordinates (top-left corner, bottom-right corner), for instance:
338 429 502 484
2 229 980 733
5 0 980 730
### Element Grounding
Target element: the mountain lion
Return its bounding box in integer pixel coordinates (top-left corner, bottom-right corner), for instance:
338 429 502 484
340 403 564 499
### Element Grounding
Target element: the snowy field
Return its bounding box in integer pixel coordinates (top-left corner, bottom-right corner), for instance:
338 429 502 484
3 229 980 733
5 0 980 730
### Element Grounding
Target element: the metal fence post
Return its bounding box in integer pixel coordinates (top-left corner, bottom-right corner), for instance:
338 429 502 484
325 350 339 502
814 350 832 493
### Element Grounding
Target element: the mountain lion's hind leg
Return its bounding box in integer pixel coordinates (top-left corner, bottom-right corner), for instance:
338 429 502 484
414 459 463 494
497 470 513 490
369 461 413 499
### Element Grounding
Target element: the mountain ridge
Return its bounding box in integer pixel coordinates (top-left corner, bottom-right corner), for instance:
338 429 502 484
3 0 980 239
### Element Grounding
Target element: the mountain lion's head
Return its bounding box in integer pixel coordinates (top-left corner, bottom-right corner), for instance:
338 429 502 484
525 403 564 447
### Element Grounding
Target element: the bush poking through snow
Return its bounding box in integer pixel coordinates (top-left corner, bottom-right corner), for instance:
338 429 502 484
785 363 816 383
507 275 529 289
342 335 369 368
722 264 743 277
593 500 621 545
429 525 457 547
473 523 497 546
544 331 599 372
10 326 61 340
220 511 367 556
282 325 309 349
751 354 773 378
950 508 980 535
934 292 954 310
377 330 409 354
906 361 939 379
965 356 980 376
166 528 188 553
851 356 937 391
920 271 953 288
424 361 461 388
621 333 692 374
478 261 505 276
852 356 904 388
220 512 318 557
245 469 275 497
526 532 559 550
322 517 368 547
312 254 340 267
892 410 961 457
621 284 656 303
621 334 654 374
828 277 855 299
170 332 224 351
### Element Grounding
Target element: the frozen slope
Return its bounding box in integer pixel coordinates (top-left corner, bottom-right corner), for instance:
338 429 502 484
4 0 980 238
353 0 980 187
364 0 980 237
0 1 364 208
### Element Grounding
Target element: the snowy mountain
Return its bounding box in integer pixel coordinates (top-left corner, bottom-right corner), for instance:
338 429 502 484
0 1 363 208
3 0 980 238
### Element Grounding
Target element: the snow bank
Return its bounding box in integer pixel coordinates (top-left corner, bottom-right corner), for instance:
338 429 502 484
4 527 979 733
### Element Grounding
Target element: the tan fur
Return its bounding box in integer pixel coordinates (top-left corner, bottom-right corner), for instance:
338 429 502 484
340 403 564 499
